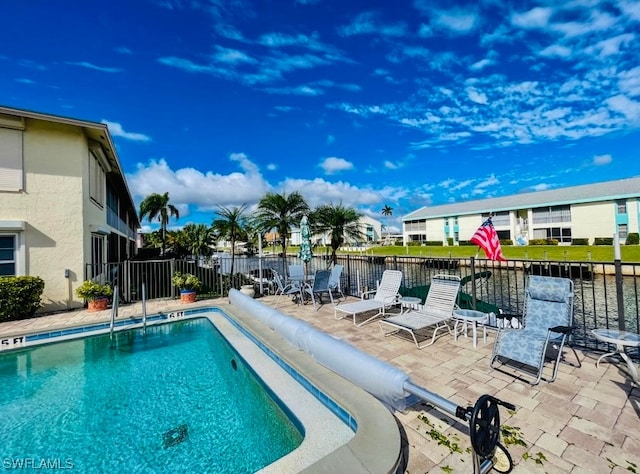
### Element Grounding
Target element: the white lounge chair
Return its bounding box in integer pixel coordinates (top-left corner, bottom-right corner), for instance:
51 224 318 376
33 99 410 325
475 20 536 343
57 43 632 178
378 274 461 349
334 270 403 327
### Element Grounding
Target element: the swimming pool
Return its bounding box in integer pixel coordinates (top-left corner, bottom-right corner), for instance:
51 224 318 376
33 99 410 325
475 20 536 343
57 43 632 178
0 308 357 473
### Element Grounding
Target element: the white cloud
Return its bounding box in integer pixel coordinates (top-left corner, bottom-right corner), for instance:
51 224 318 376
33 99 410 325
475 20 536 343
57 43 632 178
127 157 270 211
320 157 354 174
539 44 573 58
511 7 553 29
66 61 122 73
592 154 612 165
101 120 152 142
467 87 488 104
469 58 494 71
432 8 480 34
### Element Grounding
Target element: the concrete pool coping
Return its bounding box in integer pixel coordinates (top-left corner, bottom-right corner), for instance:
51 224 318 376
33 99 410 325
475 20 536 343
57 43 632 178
222 303 404 473
0 302 404 473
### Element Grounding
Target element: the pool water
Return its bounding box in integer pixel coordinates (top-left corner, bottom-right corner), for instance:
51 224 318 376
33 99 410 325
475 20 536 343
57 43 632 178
0 318 303 473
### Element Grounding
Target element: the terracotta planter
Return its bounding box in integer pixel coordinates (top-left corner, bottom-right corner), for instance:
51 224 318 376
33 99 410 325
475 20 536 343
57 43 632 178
180 290 197 304
87 298 109 312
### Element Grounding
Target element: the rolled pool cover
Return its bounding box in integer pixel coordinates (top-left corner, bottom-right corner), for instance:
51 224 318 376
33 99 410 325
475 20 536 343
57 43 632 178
229 289 411 411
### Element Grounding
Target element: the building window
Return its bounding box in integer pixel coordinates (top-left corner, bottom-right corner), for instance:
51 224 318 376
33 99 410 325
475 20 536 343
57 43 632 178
0 127 24 191
532 205 571 224
619 224 628 239
89 152 105 207
482 211 509 226
404 219 426 232
91 234 105 278
0 234 16 276
617 200 627 214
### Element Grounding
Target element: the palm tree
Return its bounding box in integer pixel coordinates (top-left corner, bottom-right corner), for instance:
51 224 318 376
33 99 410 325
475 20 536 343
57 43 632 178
254 191 309 270
311 202 363 265
381 204 393 242
138 192 180 256
211 205 248 278
182 223 215 261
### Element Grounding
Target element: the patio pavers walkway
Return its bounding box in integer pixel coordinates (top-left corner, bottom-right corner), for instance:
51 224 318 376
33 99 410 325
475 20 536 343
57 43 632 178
1 295 638 473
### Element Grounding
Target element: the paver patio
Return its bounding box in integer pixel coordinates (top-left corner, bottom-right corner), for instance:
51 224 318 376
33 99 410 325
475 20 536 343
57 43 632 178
1 295 638 473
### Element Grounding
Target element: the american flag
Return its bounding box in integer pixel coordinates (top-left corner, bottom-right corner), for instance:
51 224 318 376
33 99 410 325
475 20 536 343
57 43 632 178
470 218 506 261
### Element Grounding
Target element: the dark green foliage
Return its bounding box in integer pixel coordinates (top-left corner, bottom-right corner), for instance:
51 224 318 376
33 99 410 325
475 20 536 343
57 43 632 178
500 239 513 245
458 240 475 246
594 237 614 245
0 276 45 321
447 237 454 246
530 238 559 245
571 238 589 245
424 240 444 246
626 233 639 245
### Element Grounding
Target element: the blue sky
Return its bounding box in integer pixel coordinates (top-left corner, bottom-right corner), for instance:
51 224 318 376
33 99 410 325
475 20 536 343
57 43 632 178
2 0 640 233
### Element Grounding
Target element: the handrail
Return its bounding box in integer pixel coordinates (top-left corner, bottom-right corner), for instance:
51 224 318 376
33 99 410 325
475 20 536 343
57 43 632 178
109 285 119 341
141 282 147 333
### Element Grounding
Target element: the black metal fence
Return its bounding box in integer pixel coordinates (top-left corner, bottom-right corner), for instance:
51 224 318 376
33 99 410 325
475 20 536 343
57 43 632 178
87 253 640 359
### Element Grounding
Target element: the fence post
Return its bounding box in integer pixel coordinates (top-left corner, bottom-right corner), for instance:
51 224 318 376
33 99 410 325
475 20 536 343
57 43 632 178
614 234 625 331
170 259 176 299
470 256 477 310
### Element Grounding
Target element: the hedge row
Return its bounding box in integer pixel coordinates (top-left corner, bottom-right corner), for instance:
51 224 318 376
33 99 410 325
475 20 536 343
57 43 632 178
0 276 44 322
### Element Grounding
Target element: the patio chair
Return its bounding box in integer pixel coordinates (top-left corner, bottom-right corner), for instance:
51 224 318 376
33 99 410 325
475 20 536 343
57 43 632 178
378 274 461 349
287 264 305 285
304 269 332 309
490 275 576 385
334 270 403 327
328 264 344 301
272 270 304 306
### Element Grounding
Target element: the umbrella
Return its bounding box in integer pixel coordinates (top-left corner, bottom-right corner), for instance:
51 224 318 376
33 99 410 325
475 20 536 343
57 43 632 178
298 215 313 278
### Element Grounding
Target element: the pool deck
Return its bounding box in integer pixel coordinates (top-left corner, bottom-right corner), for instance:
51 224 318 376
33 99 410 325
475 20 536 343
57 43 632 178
1 296 639 473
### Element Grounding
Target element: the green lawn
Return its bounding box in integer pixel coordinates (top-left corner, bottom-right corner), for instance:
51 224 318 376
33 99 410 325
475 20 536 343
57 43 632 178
298 244 640 262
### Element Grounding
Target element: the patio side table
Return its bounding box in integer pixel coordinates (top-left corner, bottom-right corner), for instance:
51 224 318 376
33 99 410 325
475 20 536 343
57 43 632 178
398 296 422 313
592 328 640 384
453 309 489 348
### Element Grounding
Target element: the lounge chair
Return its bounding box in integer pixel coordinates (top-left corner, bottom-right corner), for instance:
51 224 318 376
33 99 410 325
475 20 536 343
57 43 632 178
304 269 332 309
272 270 304 306
378 274 461 349
334 270 403 326
490 275 577 385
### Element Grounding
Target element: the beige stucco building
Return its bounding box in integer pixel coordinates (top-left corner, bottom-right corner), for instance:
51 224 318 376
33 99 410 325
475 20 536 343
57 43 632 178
403 177 640 246
0 106 139 311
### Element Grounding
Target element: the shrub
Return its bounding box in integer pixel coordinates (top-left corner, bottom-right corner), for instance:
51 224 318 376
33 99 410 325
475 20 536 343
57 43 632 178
499 239 513 246
447 237 454 246
571 238 589 245
171 272 202 291
0 276 45 322
626 233 639 245
75 280 112 301
458 240 475 246
407 241 421 247
424 241 444 246
529 239 547 245
594 237 613 246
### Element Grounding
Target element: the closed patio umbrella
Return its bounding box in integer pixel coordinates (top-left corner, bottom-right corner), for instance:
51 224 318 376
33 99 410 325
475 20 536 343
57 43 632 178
298 215 313 280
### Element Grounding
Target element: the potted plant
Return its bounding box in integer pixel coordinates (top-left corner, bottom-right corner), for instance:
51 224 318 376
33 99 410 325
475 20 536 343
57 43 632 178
172 272 202 304
76 280 112 311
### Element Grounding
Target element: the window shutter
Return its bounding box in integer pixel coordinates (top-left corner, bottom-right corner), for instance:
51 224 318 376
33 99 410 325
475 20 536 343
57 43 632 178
0 128 23 191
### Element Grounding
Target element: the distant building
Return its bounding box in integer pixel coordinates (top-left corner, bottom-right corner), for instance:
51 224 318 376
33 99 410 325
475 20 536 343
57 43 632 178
0 106 139 311
402 177 640 246
290 215 383 247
